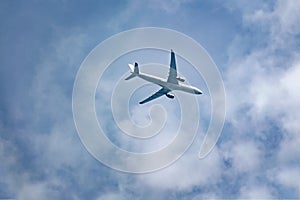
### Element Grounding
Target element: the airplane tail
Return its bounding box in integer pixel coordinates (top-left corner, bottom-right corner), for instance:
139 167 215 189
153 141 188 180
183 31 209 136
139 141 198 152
125 62 139 80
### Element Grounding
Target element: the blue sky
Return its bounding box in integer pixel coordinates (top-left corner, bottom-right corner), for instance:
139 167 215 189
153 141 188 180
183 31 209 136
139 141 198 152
1 0 300 199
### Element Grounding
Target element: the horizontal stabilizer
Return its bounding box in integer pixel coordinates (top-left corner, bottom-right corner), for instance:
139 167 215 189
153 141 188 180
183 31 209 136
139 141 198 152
128 64 134 72
125 73 136 80
126 62 139 80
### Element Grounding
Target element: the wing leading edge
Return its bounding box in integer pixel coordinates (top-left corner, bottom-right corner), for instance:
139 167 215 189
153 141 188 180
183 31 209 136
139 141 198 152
139 88 170 104
139 50 178 104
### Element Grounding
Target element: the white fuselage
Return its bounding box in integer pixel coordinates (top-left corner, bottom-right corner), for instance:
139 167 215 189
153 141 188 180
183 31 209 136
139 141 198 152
137 72 202 94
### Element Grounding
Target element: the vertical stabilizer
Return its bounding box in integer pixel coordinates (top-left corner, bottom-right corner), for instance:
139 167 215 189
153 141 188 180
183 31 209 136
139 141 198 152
125 62 139 80
134 62 139 74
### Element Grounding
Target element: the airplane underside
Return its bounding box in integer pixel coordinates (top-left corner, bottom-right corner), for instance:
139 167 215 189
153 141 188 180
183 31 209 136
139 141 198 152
125 50 202 104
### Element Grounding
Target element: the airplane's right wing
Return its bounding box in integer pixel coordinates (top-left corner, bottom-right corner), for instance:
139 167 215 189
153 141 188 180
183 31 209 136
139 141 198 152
139 88 170 104
167 50 178 84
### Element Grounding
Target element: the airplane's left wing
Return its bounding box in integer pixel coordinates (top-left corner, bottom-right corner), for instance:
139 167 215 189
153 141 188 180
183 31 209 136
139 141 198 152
167 50 178 84
139 88 170 104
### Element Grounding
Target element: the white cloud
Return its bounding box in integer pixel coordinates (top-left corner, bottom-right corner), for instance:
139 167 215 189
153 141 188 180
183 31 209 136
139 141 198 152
275 0 300 35
191 192 220 200
100 1 300 198
277 64 300 164
225 0 300 135
2 0 300 199
278 133 300 164
17 182 49 200
147 0 195 14
222 0 300 198
97 193 125 200
138 148 222 190
222 140 262 173
239 184 275 199
275 167 300 193
0 27 120 199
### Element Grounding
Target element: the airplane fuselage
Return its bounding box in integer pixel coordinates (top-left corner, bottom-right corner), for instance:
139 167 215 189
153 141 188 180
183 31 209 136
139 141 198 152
125 50 202 104
137 72 202 95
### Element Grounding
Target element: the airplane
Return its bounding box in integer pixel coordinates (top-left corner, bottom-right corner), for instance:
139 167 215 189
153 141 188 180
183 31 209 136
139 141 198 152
125 50 203 104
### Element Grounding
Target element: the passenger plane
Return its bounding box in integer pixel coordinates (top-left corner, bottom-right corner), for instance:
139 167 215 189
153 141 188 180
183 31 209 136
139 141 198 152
125 50 202 104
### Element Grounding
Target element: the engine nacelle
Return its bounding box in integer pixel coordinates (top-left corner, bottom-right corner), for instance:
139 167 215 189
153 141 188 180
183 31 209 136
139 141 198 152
176 77 185 82
165 93 174 99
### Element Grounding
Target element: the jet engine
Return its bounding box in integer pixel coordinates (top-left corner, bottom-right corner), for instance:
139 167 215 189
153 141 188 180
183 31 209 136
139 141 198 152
176 77 185 82
165 93 174 99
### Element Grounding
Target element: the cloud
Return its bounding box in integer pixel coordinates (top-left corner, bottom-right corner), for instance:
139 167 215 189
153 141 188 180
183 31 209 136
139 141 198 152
223 0 300 198
0 20 122 198
222 140 262 173
106 0 196 31
239 184 275 199
274 0 300 35
17 181 50 200
97 192 125 200
274 167 300 193
138 147 222 190
1 0 300 199
146 0 195 14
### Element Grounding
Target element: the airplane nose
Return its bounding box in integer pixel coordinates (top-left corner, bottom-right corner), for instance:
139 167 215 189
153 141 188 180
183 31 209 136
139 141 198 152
195 89 202 94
